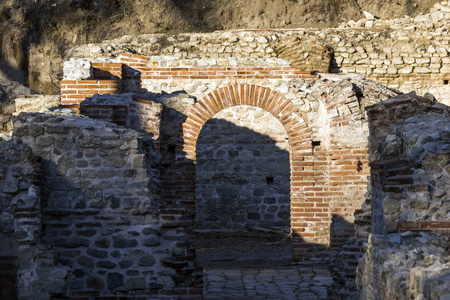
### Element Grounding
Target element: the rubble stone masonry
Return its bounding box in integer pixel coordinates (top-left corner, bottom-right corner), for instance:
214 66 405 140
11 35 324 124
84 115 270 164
1 1 450 298
64 1 450 106
357 92 450 299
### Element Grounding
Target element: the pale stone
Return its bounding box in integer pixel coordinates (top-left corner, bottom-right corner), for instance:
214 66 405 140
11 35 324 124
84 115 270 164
431 11 444 22
388 66 398 74
374 68 387 74
341 67 356 73
371 59 384 66
256 37 268 44
365 20 374 28
398 66 413 74
348 20 356 27
404 57 416 64
436 48 448 57
363 11 375 20
415 67 431 73
416 57 431 64
440 65 450 73
414 15 431 23
392 57 404 65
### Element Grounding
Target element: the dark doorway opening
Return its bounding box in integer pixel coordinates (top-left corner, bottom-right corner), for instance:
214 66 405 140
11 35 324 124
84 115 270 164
195 106 291 267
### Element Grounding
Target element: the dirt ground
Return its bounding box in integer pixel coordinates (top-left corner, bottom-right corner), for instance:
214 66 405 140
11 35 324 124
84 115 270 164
196 232 292 268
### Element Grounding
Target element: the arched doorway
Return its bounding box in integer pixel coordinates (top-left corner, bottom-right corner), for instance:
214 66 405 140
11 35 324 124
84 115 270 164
195 105 291 266
178 84 323 262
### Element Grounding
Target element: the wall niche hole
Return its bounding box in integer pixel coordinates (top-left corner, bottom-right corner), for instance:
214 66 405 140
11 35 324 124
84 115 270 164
168 144 176 153
266 176 274 184
444 79 449 85
312 140 321 153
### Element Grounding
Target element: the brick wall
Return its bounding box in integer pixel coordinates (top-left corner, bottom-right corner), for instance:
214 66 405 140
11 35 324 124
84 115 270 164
60 53 317 111
123 66 315 80
80 104 127 126
60 79 121 105
119 53 150 68
178 83 322 261
399 222 450 243
91 63 123 80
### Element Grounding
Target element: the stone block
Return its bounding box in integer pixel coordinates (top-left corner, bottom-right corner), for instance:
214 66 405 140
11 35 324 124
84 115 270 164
86 276 104 289
113 235 138 248
138 255 155 267
107 273 124 290
415 67 431 74
125 277 146 290
97 261 116 269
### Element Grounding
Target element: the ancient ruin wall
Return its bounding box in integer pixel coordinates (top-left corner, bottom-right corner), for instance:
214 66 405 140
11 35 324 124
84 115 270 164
64 2 450 106
7 112 200 298
58 57 399 258
357 232 450 300
0 138 42 299
366 93 450 234
357 93 450 299
0 79 60 133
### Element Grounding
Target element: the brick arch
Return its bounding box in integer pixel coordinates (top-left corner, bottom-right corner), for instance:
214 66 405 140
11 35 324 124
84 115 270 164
179 84 326 261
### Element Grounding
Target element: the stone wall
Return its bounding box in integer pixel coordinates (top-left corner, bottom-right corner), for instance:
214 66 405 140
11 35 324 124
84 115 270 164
366 93 450 234
65 1 450 106
0 79 60 133
7 111 200 298
54 44 407 296
59 72 397 263
357 232 450 300
0 99 16 133
0 138 41 299
196 105 290 233
356 92 450 299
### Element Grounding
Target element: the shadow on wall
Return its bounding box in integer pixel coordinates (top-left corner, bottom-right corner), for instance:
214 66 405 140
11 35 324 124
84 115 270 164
82 65 362 263
18 67 366 296
194 114 359 270
196 115 291 234
0 98 364 298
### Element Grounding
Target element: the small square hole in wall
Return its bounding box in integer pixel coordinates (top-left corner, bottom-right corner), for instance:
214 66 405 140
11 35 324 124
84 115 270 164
266 176 274 184
168 144 176 153
444 80 449 85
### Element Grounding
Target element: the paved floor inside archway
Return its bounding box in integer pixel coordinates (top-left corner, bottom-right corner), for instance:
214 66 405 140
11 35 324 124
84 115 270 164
203 266 333 299
197 233 335 299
